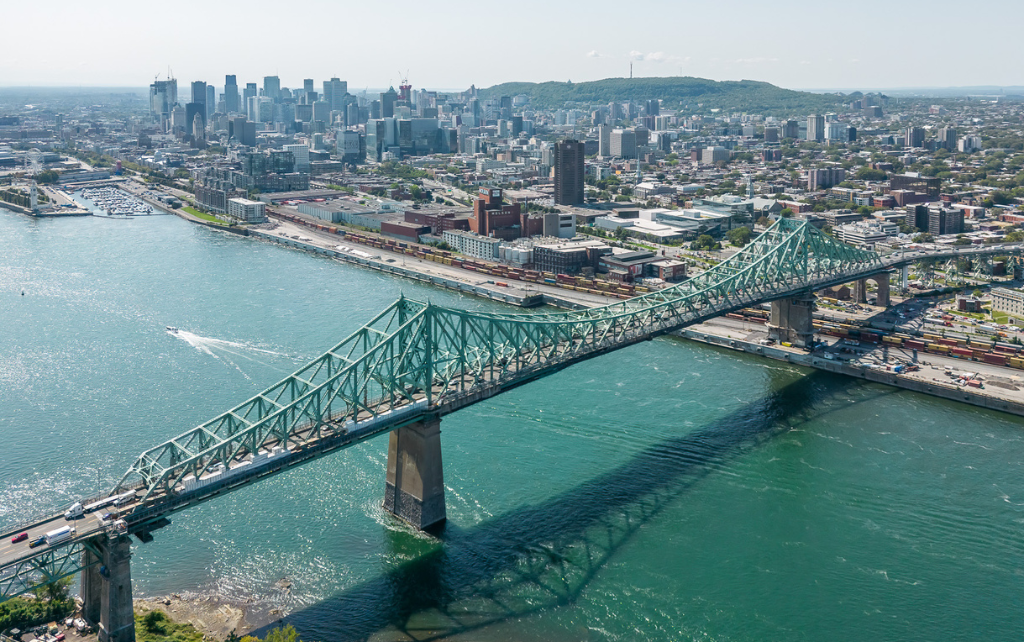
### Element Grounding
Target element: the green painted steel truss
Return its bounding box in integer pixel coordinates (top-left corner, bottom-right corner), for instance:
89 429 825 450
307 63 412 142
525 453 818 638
0 540 101 603
112 219 882 505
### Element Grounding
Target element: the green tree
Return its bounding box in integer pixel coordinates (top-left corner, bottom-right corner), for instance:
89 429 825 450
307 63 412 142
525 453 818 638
780 207 793 218
855 167 888 181
726 226 752 247
34 170 59 184
690 234 720 251
1004 230 1024 242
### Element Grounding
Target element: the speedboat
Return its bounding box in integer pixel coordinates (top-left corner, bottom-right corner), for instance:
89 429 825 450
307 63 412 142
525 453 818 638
166 326 179 333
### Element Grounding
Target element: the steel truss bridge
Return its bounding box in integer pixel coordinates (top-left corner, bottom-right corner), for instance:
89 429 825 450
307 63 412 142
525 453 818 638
3 218 1023 605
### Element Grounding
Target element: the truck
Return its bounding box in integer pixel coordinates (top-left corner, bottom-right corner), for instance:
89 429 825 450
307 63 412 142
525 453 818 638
45 526 76 546
64 502 83 520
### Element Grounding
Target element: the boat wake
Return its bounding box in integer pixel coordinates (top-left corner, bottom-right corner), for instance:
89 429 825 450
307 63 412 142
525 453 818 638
167 328 300 378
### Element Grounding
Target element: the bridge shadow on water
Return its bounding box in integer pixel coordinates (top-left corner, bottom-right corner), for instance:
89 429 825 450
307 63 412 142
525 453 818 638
248 368 899 642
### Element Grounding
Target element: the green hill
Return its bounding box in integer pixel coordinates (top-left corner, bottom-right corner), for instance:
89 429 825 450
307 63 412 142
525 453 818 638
477 76 845 114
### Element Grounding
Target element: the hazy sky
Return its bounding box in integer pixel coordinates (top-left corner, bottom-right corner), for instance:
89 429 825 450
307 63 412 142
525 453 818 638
2 0 1021 92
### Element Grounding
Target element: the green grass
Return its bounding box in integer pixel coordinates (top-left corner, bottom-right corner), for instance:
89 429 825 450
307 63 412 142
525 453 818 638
135 610 204 642
182 206 226 225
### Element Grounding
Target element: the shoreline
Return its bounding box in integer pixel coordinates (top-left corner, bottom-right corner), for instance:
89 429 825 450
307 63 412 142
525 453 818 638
133 592 285 641
679 327 1024 417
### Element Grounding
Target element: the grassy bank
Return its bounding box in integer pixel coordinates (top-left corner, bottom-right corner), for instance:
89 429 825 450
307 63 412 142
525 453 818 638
182 206 227 225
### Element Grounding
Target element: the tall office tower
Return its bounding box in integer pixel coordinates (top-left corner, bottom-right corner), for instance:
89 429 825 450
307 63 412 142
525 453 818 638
346 103 359 127
764 126 779 143
303 79 314 94
322 78 347 111
192 114 205 141
645 99 660 116
283 143 310 173
553 139 585 205
807 114 825 142
312 101 330 124
191 81 207 106
380 87 398 118
149 78 178 124
610 128 637 159
185 102 206 131
598 124 611 158
499 95 512 120
224 75 239 113
243 83 257 117
905 126 925 148
783 119 799 139
263 76 281 101
206 85 216 120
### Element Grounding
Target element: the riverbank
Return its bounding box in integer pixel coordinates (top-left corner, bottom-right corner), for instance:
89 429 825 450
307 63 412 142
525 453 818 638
133 594 279 642
680 325 1024 417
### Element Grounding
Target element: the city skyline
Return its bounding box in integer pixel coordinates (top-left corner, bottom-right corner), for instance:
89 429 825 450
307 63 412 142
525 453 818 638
2 0 1023 90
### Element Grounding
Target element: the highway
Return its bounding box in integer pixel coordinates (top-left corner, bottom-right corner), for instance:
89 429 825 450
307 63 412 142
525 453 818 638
0 510 108 566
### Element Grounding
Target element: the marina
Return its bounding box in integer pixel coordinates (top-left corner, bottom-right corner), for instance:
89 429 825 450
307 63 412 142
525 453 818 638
71 186 154 218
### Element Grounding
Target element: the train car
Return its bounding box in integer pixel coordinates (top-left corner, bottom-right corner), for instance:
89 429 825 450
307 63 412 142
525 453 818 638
1010 357 1024 369
951 348 973 359
905 339 926 351
926 344 951 355
882 335 903 345
983 353 1008 366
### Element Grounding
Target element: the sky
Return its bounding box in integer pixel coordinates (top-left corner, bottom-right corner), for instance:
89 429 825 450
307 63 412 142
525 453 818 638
2 0 1021 92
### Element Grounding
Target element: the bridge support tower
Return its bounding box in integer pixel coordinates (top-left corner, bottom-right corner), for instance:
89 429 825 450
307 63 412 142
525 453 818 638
384 415 446 531
81 535 134 642
768 292 816 348
853 275 890 307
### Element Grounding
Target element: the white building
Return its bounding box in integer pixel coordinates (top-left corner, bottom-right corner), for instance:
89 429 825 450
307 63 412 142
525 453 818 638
442 230 502 260
227 198 266 223
992 287 1024 317
282 144 310 173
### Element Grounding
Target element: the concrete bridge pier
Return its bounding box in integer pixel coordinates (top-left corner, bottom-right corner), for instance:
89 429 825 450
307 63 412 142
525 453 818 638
384 415 446 531
767 292 816 348
853 276 890 307
81 535 135 642
901 265 909 291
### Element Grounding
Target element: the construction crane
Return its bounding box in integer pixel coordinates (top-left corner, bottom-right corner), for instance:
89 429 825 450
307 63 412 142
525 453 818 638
397 70 411 101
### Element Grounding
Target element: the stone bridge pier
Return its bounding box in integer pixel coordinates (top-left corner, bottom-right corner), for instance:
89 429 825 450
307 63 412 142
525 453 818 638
81 535 134 642
853 274 890 307
767 292 816 348
384 415 446 531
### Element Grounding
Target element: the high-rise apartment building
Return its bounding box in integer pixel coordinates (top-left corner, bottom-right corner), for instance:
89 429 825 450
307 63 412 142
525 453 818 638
598 125 611 158
553 139 585 205
782 119 799 139
807 114 825 142
904 126 926 148
938 126 958 151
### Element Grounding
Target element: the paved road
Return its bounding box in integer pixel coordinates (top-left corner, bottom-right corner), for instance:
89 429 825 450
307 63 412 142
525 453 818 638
0 511 106 565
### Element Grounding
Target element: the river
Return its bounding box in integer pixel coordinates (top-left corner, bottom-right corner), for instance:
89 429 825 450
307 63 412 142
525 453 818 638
2 210 1023 641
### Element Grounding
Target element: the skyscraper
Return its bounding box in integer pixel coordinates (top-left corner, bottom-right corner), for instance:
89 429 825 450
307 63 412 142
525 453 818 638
610 128 637 159
224 75 239 113
191 81 207 107
380 87 398 118
263 76 281 101
149 78 177 124
554 139 585 205
905 126 925 148
807 114 824 142
206 85 215 120
598 124 611 158
938 126 958 151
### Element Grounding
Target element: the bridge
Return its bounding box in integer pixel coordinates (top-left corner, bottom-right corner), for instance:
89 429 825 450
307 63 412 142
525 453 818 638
2 219 1022 641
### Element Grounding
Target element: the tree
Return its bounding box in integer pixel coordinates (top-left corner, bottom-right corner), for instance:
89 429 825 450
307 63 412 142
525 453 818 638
913 232 935 243
756 216 771 228
1004 230 1024 242
855 167 888 181
726 226 752 247
34 170 59 184
690 234 720 251
953 236 972 246
780 207 793 218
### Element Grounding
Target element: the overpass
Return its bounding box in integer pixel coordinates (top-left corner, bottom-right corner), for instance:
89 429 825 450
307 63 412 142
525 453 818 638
2 219 1022 641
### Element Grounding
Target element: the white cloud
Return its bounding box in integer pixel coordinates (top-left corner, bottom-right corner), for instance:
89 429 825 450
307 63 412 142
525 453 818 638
629 51 645 61
587 50 602 58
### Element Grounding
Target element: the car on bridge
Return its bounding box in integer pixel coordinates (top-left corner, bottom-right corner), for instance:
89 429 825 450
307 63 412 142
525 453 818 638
28 536 45 548
11 532 27 544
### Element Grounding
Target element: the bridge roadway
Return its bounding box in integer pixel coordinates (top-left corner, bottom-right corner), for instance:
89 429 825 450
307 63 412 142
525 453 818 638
2 219 1023 613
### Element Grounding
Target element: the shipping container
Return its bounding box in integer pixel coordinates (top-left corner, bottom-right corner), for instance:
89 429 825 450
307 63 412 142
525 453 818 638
983 353 1008 366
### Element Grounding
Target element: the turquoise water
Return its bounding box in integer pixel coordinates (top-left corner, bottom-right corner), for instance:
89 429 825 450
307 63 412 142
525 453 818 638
2 210 1024 641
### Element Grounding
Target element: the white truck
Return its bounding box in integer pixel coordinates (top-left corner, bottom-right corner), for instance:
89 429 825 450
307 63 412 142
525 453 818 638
45 525 75 546
64 502 83 520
